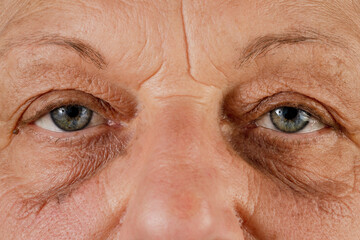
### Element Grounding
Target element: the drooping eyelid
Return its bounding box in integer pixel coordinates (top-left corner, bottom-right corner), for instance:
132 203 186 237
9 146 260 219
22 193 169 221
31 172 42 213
224 91 339 129
20 90 133 125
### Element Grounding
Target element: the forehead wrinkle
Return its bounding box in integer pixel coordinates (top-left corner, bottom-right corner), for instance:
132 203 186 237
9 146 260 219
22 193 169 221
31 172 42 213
238 28 350 68
277 0 360 39
0 0 51 36
0 0 141 36
0 33 107 69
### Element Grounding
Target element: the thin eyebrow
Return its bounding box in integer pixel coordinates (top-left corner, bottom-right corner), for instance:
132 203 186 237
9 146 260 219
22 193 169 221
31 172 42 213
238 29 345 67
0 34 107 69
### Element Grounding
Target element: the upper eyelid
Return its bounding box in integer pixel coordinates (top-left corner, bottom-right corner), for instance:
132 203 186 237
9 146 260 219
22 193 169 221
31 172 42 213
3 59 138 125
35 108 107 133
20 90 125 126
256 110 325 134
224 91 338 129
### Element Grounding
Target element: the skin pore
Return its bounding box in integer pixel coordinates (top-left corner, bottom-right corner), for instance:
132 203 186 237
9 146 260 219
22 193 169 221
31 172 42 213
0 0 360 239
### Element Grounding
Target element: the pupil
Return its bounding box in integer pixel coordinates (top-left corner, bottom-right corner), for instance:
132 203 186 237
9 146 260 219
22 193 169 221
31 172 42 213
66 106 80 118
282 107 298 120
50 105 93 132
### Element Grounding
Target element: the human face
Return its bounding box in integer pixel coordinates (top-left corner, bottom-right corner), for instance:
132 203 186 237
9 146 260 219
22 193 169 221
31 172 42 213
1 0 360 239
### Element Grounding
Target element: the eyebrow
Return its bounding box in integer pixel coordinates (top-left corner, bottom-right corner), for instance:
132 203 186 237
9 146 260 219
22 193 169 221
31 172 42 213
238 29 346 67
0 34 107 69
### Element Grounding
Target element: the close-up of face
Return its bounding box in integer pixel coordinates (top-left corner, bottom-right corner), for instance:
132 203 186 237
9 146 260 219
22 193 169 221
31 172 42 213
1 0 360 239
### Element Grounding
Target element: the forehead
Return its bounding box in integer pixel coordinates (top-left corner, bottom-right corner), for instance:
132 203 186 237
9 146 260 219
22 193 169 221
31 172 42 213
2 1 359 56
1 0 360 133
2 0 359 32
1 0 360 89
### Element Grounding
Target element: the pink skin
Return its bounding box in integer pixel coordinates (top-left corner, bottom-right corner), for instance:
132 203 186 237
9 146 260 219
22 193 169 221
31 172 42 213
0 0 360 239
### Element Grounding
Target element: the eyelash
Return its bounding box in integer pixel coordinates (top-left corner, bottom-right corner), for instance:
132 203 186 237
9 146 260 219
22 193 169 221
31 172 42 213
34 106 108 133
13 90 342 200
255 108 326 134
15 99 132 153
224 91 337 127
222 94 343 196
18 89 336 151
31 93 333 136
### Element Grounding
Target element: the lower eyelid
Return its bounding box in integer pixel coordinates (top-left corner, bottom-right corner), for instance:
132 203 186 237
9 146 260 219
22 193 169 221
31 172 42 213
25 123 118 147
239 126 336 151
14 130 129 205
224 91 338 132
250 132 355 197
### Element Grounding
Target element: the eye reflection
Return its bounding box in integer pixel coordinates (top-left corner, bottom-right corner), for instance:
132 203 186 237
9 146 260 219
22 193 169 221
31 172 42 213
256 107 325 134
35 105 106 133
51 105 93 132
270 107 309 133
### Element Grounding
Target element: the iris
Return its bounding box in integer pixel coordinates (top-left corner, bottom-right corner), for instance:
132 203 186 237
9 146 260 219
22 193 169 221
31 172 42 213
270 107 310 133
51 105 93 131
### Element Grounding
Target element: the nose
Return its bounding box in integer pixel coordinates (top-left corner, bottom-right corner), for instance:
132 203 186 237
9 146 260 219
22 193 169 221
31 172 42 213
120 177 245 240
116 102 246 240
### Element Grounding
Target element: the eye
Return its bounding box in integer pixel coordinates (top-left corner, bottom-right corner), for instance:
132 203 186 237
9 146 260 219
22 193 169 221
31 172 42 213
256 106 325 133
35 105 106 132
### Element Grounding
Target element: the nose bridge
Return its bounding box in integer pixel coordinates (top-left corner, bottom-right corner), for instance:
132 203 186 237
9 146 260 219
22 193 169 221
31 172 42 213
149 99 211 161
138 98 224 212
117 99 245 239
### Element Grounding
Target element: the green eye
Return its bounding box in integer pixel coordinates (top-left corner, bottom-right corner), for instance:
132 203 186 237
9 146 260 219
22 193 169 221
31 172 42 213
256 106 325 134
270 107 310 133
50 105 93 132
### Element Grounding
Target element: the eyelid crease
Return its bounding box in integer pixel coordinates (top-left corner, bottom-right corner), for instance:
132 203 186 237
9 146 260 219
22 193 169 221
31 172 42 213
19 90 133 126
224 91 339 130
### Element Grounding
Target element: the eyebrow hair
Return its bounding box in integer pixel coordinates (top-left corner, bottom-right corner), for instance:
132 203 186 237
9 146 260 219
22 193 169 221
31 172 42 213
0 34 107 69
238 29 345 67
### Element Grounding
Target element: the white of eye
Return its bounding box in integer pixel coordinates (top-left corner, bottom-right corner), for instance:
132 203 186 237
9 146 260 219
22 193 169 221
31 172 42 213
255 112 325 134
35 111 106 133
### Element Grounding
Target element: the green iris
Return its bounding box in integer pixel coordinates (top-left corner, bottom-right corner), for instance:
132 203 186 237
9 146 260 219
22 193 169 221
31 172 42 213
270 107 310 133
51 105 93 132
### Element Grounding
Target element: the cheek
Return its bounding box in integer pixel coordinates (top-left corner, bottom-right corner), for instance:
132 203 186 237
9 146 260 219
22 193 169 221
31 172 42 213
230 126 358 197
0 175 117 239
2 127 128 196
0 131 135 239
231 163 358 239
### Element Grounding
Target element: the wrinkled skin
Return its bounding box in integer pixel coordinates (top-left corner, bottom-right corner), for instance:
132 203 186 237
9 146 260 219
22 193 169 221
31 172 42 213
1 0 360 239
